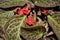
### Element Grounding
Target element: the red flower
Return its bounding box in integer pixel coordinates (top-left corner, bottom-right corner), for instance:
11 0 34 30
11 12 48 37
26 15 34 25
18 9 23 15
43 9 48 13
18 7 29 15
42 9 48 15
39 6 48 14
22 7 29 15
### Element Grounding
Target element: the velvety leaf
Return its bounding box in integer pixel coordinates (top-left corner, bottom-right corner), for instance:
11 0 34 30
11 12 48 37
0 11 14 27
21 27 45 40
47 15 60 40
0 11 14 18
3 15 26 40
31 0 58 7
0 0 28 8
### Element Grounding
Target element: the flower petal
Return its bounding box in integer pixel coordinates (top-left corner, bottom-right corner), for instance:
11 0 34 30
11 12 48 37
18 9 24 15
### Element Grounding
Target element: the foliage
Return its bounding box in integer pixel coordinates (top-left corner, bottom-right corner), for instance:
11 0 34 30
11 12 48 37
0 11 26 40
0 10 46 40
47 15 60 40
0 11 14 27
0 0 28 8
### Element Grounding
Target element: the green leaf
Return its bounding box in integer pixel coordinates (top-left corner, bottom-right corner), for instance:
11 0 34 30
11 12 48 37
0 11 14 18
3 15 26 40
47 15 60 27
47 15 60 40
0 0 28 8
0 11 14 27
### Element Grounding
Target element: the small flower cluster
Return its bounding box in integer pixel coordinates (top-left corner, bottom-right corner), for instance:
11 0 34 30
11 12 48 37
17 3 34 25
16 3 49 25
